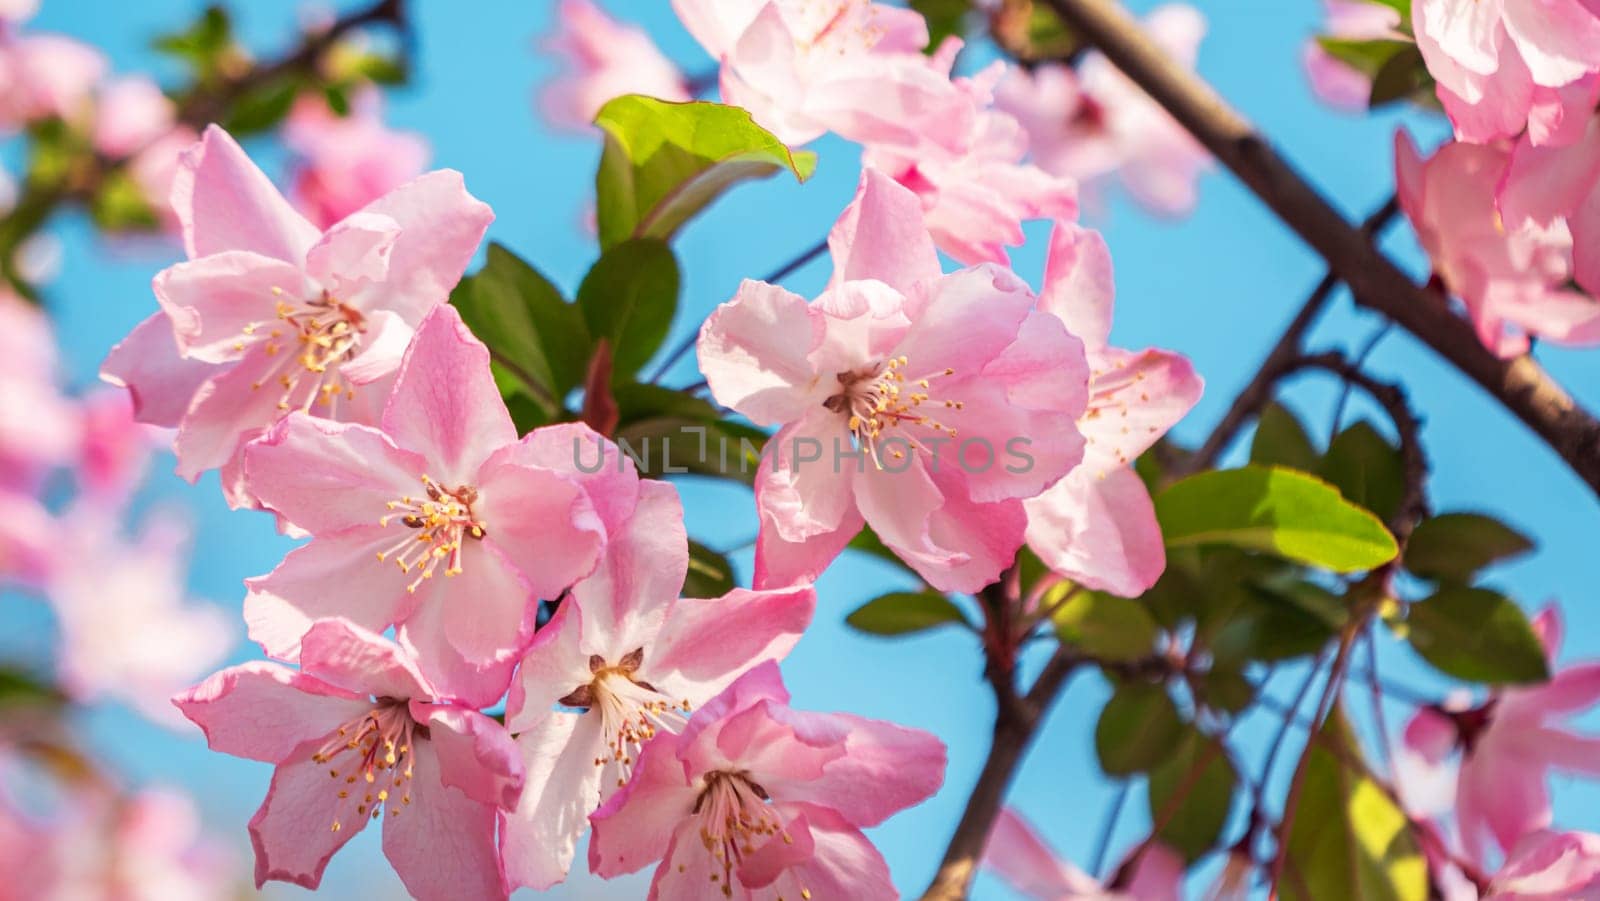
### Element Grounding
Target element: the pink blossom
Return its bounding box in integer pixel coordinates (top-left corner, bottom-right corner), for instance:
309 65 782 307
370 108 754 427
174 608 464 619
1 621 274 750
0 489 53 588
1500 109 1600 298
0 291 76 494
698 169 1089 593
175 619 524 899
1486 829 1600 899
47 789 237 901
92 75 176 159
1024 224 1202 598
984 807 1185 900
1395 131 1597 357
284 90 431 230
1403 605 1600 864
74 388 160 503
540 0 690 131
101 124 492 504
499 480 814 890
994 5 1211 217
588 661 945 900
862 52 1078 265
1413 0 1600 146
1303 0 1403 110
0 21 106 131
671 0 969 148
129 125 200 234
46 506 231 727
240 305 616 707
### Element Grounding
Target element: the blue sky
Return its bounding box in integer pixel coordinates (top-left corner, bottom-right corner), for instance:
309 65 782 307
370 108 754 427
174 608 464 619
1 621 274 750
14 0 1600 898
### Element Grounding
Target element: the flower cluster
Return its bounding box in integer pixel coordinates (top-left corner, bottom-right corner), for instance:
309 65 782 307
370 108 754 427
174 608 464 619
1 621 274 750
105 123 965 899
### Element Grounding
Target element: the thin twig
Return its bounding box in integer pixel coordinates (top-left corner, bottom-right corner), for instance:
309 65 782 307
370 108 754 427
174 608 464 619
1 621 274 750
1040 0 1600 499
1330 322 1395 435
1090 783 1130 879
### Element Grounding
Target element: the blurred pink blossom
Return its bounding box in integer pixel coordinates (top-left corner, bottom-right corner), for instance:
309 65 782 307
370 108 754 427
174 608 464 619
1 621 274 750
0 290 77 493
983 807 1184 900
284 90 431 230
1486 829 1600 899
1303 0 1403 110
91 75 175 158
74 388 161 503
540 0 690 131
0 18 105 131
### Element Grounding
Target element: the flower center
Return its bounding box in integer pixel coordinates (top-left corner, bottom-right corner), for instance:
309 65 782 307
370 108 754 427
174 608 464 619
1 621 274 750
377 475 487 593
559 650 691 789
692 770 798 898
823 355 962 464
242 287 367 414
310 701 420 833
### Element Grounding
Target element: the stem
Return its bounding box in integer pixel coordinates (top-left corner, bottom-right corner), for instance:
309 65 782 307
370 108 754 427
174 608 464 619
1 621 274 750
647 237 830 383
1040 0 1600 499
1187 197 1399 473
1090 783 1130 878
918 645 1081 901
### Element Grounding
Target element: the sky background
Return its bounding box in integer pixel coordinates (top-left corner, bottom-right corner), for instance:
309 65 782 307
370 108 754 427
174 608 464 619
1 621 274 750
10 0 1600 898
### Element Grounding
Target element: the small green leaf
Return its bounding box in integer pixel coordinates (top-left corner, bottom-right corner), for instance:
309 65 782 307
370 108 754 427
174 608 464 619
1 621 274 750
90 169 159 231
1198 666 1256 715
1052 591 1159 662
1369 43 1433 109
683 540 736 599
1209 581 1343 664
1315 37 1415 79
910 0 969 51
1155 465 1398 572
1147 728 1237 862
594 97 817 249
1281 708 1427 901
452 243 591 411
153 5 234 78
1250 402 1319 472
612 416 767 484
576 238 680 379
223 77 301 135
1405 587 1549 684
1095 683 1184 776
846 591 970 637
1404 513 1533 582
0 665 65 710
1320 421 1405 524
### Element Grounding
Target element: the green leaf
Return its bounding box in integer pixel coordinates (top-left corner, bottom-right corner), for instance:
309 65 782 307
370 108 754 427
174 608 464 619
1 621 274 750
846 591 970 637
1052 591 1159 662
90 169 159 231
1281 708 1427 901
452 243 592 412
1404 587 1549 684
224 77 302 136
1198 666 1256 715
910 0 970 51
0 665 64 710
576 238 680 379
1369 44 1430 108
612 414 769 485
1095 683 1184 776
1155 465 1398 573
594 96 817 249
1314 37 1416 79
1320 421 1405 524
1209 581 1343 664
1146 728 1237 862
153 5 234 78
1250 402 1320 472
683 540 736 599
1404 513 1533 582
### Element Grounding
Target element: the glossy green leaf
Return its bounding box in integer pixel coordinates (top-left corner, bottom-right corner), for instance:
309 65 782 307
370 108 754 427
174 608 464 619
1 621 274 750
1369 43 1432 108
683 540 736 599
1052 591 1159 662
1404 513 1533 582
452 242 592 412
1147 728 1237 862
1095 683 1184 776
1155 465 1398 572
576 238 680 379
1320 421 1405 524
1281 708 1427 901
846 591 970 637
1404 587 1549 684
1250 402 1319 472
594 97 817 249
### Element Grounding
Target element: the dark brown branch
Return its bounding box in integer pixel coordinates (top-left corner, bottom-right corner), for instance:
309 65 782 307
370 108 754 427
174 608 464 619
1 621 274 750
1040 0 1600 500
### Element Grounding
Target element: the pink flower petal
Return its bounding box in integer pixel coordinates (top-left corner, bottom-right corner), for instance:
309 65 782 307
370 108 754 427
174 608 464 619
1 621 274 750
419 704 523 809
587 732 700 878
248 745 372 889
380 740 506 901
565 479 685 655
381 304 516 485
1500 0 1600 88
744 803 898 901
244 413 427 536
763 711 946 828
474 453 606 600
500 711 607 890
649 584 816 703
827 168 941 296
302 211 400 301
100 312 220 429
243 528 418 661
171 125 320 264
346 170 494 326
1025 465 1167 598
395 554 527 708
299 619 434 701
1040 223 1117 352
174 662 368 764
505 600 591 733
154 251 310 364
984 808 1100 897
697 280 826 427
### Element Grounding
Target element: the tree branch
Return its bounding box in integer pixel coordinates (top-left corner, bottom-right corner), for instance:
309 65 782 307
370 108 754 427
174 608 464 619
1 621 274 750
1040 0 1600 499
